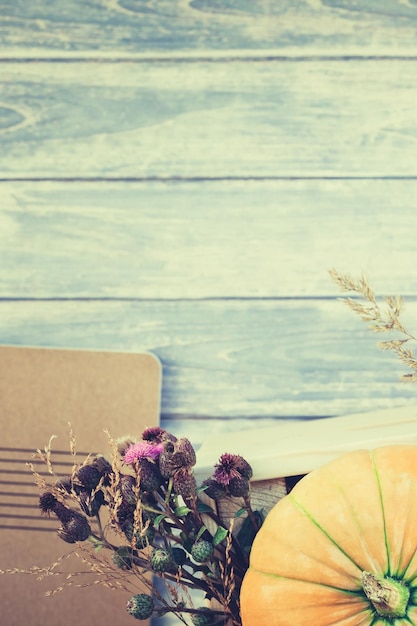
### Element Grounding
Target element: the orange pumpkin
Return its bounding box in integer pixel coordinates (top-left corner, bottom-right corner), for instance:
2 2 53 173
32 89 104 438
240 446 417 625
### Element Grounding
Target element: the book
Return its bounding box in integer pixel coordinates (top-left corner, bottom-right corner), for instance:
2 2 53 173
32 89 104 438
0 345 161 626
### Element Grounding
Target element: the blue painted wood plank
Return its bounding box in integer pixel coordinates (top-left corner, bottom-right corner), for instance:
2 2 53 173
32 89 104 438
1 179 417 299
1 299 416 426
1 1 417 57
1 60 417 178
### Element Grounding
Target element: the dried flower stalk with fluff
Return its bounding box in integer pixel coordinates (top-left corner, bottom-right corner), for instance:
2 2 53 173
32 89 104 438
329 269 417 382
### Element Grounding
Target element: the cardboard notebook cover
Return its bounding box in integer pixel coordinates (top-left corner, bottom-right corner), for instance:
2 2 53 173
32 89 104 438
0 346 161 626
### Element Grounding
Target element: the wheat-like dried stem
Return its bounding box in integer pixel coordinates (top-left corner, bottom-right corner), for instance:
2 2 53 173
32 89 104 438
330 269 417 382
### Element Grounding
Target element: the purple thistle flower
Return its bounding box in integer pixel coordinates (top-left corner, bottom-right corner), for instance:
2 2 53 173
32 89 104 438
124 441 163 464
213 453 245 486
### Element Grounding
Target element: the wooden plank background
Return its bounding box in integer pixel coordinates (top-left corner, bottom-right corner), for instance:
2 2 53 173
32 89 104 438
2 2 417 624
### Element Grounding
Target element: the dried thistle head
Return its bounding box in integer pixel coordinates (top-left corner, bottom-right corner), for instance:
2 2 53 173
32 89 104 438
56 512 91 543
159 437 196 478
212 453 252 497
142 426 176 444
172 467 197 503
39 491 59 514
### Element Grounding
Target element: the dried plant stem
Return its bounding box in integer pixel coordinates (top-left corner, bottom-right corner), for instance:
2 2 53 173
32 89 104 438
329 269 417 382
242 495 258 531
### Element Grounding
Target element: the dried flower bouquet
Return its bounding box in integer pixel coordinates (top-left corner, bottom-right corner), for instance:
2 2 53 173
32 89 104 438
15 426 262 626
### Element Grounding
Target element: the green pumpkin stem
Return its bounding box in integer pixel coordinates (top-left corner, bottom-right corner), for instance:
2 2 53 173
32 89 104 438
361 571 410 618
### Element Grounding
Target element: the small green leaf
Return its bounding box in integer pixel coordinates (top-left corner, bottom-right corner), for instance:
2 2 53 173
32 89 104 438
175 505 191 517
235 507 247 518
91 539 105 552
213 526 229 546
197 501 214 514
153 513 166 528
195 525 208 542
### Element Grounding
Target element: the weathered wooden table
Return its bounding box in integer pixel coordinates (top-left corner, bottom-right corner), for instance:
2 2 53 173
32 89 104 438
2 2 417 624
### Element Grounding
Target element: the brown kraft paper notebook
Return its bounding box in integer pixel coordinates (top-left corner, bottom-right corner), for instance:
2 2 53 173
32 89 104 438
0 345 162 626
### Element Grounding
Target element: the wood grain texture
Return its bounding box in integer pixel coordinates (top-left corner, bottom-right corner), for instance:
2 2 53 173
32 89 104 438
1 59 417 178
1 299 416 429
1 179 417 298
2 5 416 625
1 0 417 57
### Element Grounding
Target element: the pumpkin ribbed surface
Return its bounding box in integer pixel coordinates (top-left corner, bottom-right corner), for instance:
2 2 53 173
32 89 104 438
240 446 417 625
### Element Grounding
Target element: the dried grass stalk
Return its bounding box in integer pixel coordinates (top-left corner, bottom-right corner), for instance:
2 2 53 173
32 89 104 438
329 269 417 382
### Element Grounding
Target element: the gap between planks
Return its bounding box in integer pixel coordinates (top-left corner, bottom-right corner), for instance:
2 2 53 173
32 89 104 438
2 53 417 63
4 175 417 182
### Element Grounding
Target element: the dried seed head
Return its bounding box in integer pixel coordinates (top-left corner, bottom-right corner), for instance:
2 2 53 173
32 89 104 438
115 501 135 525
228 476 250 498
126 594 154 620
49 500 74 524
176 438 196 467
149 548 176 573
213 453 252 488
76 464 102 491
54 476 75 494
57 511 91 542
39 491 58 514
234 456 253 480
65 511 91 542
172 467 197 502
191 540 214 563
142 426 176 444
138 458 162 492
159 437 196 477
91 454 113 484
